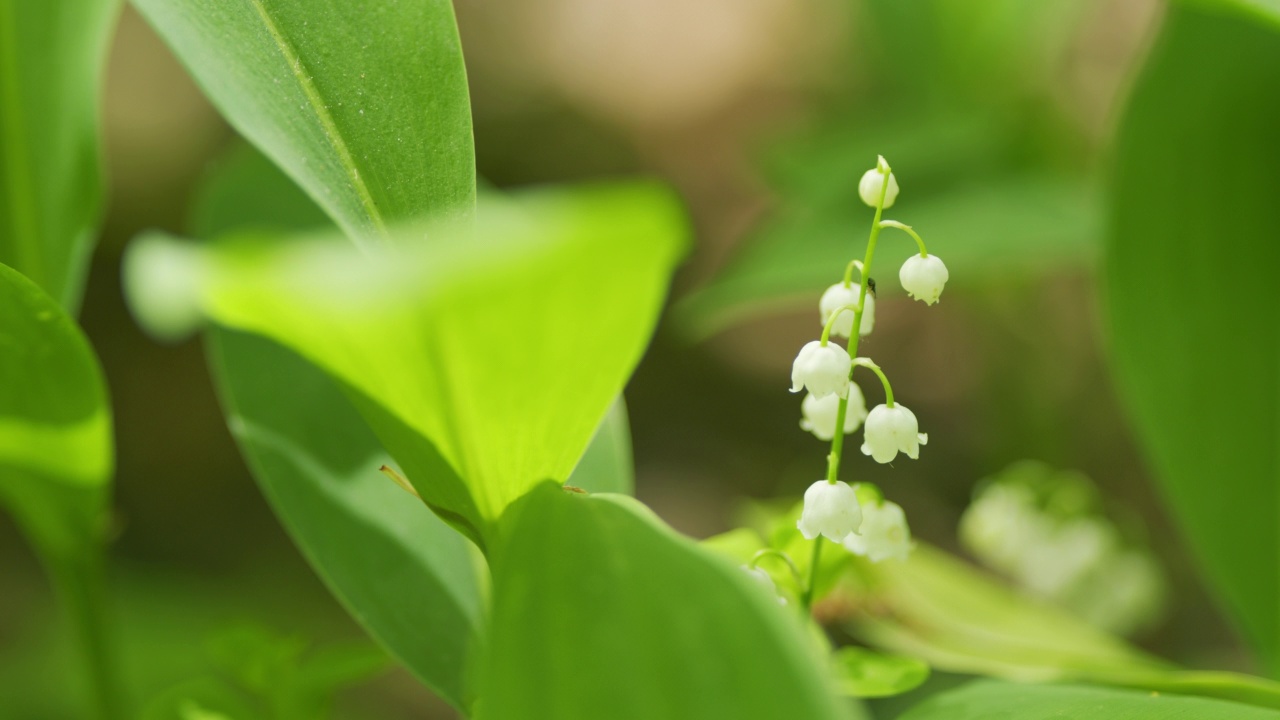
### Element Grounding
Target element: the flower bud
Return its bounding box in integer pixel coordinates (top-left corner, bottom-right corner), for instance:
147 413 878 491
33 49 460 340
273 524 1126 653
860 403 927 463
899 254 949 305
859 167 899 209
819 283 874 338
797 480 862 542
843 489 912 562
790 341 852 399
800 385 868 441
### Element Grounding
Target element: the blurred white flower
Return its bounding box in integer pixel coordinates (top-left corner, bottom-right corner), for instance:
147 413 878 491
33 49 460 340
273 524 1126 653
899 254 949 305
1017 517 1117 598
843 494 912 562
790 340 851 399
958 483 1044 572
858 166 899 209
860 404 927 463
797 480 862 542
740 564 787 605
819 282 874 337
800 385 868 441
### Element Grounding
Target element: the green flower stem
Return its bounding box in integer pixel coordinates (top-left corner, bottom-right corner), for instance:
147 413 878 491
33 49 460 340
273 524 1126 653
853 357 895 407
806 160 892 612
50 550 124 720
819 303 861 346
878 219 928 257
749 548 805 588
842 259 864 288
801 538 824 609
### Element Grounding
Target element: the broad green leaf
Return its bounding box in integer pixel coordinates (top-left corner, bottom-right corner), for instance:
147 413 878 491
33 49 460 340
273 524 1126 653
188 144 482 709
0 261 119 716
831 648 929 698
1105 5 1280 674
131 0 475 242
566 398 634 495
678 171 1099 339
474 483 851 720
900 681 1280 720
131 181 685 542
0 0 118 310
207 328 481 710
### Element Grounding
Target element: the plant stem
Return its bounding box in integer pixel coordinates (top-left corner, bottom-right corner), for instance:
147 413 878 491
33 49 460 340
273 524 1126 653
852 357 895 407
806 162 893 611
801 538 824 609
51 550 124 720
878 219 929 256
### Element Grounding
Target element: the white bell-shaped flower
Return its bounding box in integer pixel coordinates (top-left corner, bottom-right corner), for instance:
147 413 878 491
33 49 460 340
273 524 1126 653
899 254 949 305
800 384 868 441
859 167 899 209
844 493 912 562
790 341 851 399
740 565 787 605
860 403 927 463
797 480 862 542
819 283 875 337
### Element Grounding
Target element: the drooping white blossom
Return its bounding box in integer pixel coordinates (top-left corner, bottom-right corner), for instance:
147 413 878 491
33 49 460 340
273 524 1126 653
843 490 912 562
899 253 949 305
740 565 787 606
819 283 875 337
859 167 900 209
797 480 862 542
800 385 868 441
790 341 852 399
860 403 927 464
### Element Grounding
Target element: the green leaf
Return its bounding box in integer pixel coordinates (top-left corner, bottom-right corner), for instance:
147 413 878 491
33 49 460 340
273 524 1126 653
0 261 112 561
900 681 1280 720
207 328 481 711
566 398 634 495
831 648 929 698
133 182 686 540
474 483 852 720
131 0 475 241
849 545 1280 709
0 261 119 716
1183 0 1280 28
1105 5 1280 674
0 0 118 310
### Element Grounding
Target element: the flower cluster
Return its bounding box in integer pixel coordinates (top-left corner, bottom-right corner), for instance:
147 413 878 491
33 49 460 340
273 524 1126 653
958 462 1166 635
790 156 947 564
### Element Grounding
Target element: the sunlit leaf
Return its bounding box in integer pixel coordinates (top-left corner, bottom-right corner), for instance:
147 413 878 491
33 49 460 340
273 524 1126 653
0 0 118 310
1106 5 1280 674
131 0 475 241
899 681 1280 720
474 483 852 720
831 647 929 698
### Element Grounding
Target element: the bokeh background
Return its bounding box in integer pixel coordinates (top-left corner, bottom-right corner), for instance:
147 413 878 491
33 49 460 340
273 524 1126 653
1 0 1253 717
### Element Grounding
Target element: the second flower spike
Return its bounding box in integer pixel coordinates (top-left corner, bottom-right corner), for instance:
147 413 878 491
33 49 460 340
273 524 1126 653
861 403 928 464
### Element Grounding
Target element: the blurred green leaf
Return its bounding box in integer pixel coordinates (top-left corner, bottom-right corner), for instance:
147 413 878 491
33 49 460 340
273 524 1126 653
1184 0 1280 27
474 483 852 720
0 261 119 716
0 0 118 311
136 182 685 540
849 545 1280 708
208 329 481 710
831 647 929 698
566 398 635 495
1105 5 1280 674
131 0 475 241
899 681 1280 720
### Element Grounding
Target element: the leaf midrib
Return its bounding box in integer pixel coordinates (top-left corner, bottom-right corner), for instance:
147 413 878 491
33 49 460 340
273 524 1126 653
246 0 389 240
